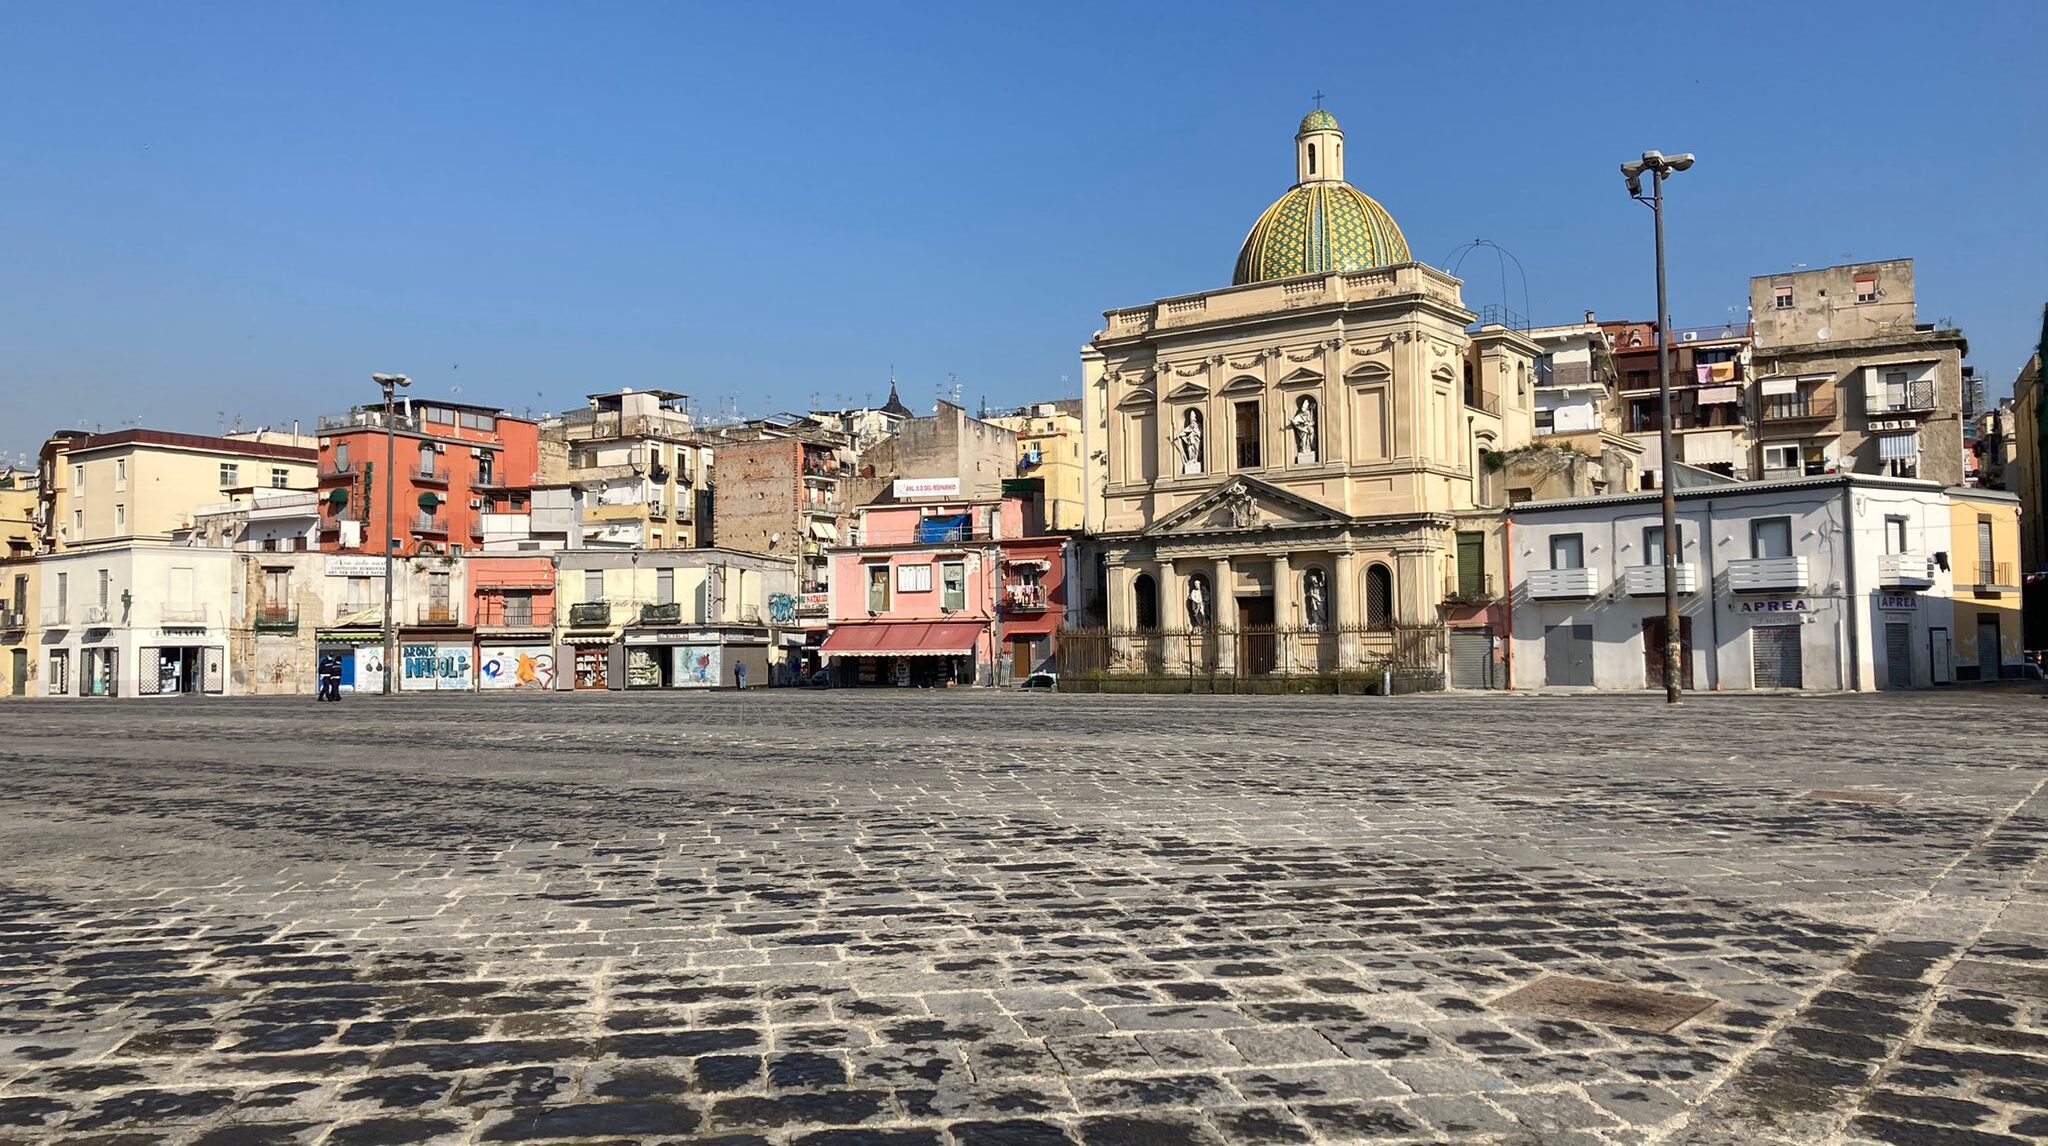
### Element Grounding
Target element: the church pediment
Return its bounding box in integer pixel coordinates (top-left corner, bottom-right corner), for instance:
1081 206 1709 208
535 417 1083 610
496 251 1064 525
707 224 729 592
1143 476 1345 537
1276 366 1324 387
1165 380 1210 401
1218 374 1266 396
1115 386 1157 410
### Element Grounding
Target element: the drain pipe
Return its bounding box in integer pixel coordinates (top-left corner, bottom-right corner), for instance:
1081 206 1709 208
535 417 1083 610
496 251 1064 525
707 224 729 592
1841 482 1862 691
1502 517 1516 689
1704 495 1723 689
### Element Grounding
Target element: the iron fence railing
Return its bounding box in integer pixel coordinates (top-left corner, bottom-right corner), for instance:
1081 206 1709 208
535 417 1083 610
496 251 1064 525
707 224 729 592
1055 622 1446 689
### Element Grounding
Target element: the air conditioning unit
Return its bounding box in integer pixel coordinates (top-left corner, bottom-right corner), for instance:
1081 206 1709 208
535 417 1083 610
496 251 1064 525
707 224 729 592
431 442 445 453
1681 331 1698 342
469 498 483 509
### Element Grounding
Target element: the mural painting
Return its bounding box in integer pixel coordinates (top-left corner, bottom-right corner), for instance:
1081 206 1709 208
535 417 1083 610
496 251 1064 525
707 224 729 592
674 644 720 688
401 642 473 691
478 645 555 691
627 647 664 689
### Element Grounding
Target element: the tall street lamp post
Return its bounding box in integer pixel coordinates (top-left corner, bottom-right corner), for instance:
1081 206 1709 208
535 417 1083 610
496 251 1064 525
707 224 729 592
373 373 410 696
1621 150 1694 704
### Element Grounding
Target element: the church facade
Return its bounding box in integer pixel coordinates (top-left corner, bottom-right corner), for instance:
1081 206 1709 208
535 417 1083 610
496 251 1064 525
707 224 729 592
1080 108 1538 682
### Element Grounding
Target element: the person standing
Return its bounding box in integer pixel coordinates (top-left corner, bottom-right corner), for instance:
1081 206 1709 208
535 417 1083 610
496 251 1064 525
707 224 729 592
734 660 748 691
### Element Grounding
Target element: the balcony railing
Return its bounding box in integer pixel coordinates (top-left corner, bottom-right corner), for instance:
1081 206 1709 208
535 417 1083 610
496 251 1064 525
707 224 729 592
411 514 448 535
415 604 460 626
319 513 363 532
638 601 683 625
1002 584 1049 612
411 467 450 486
1443 573 1496 605
83 604 112 624
1527 567 1601 599
1757 392 1838 423
159 604 207 625
318 410 421 433
1972 562 2017 592
319 460 358 479
253 605 299 632
1623 564 1701 596
0 609 25 629
475 606 552 629
1728 556 1809 592
1877 553 1935 591
40 605 68 627
568 601 613 626
1464 390 1503 417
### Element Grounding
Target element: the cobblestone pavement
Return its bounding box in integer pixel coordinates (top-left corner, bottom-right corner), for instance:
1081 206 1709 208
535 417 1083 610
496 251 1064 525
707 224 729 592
2 690 2047 1146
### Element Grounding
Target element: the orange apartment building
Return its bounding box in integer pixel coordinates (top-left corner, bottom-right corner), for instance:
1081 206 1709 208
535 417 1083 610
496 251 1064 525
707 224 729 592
316 399 540 556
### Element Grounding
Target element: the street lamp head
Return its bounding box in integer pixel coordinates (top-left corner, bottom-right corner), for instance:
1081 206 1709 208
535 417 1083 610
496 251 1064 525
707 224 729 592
1667 153 1695 172
372 373 410 389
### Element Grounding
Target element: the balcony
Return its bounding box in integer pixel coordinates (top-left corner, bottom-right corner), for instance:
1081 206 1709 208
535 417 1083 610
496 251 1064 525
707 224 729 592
638 601 683 626
411 467 450 486
1756 391 1838 424
1443 573 1496 606
83 604 112 624
648 463 670 484
253 606 299 633
1002 583 1049 613
40 605 67 627
159 604 208 625
414 604 460 626
1623 563 1701 595
1728 556 1809 592
470 474 513 492
647 501 668 521
1464 389 1502 417
1527 567 1601 599
319 460 358 480
411 514 448 536
0 609 25 630
1971 562 2018 595
1877 553 1935 591
318 409 421 433
319 513 363 533
568 601 613 627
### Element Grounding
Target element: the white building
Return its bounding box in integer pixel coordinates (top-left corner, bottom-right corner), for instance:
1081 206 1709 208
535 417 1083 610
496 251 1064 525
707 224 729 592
36 543 235 697
1508 474 1960 691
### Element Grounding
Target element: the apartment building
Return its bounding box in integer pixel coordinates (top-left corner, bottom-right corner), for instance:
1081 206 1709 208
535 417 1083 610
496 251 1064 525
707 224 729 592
985 400 1087 532
552 548 790 690
316 398 539 557
35 429 317 553
1748 260 1968 486
1602 319 1752 484
707 427 856 637
539 388 712 549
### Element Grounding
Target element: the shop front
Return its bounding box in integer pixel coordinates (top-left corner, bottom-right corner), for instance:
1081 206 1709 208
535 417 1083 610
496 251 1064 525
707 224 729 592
477 640 557 691
564 640 615 690
314 630 386 694
818 621 987 688
134 644 223 696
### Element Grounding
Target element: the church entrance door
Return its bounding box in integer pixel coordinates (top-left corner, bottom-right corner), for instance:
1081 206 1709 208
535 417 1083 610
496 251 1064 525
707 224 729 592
1237 596 1276 676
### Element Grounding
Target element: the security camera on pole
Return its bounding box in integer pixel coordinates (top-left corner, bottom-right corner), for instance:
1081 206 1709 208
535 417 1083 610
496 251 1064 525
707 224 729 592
1619 151 1694 704
373 373 410 696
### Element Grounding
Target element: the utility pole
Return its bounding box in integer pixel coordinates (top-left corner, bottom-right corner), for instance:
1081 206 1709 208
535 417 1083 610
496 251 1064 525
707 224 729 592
1622 151 1695 704
373 374 410 695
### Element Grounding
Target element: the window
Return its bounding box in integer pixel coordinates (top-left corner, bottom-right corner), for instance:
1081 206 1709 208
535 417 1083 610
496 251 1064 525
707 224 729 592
114 505 126 533
1752 517 1793 559
1773 285 1794 310
1456 531 1487 598
1884 370 1908 411
656 567 674 605
271 468 289 488
1884 516 1908 555
1855 274 1878 304
1626 370 1652 392
70 509 81 537
584 570 604 600
71 464 83 490
1365 564 1394 630
262 569 291 612
896 563 933 593
1534 408 1555 432
10 575 24 614
867 564 890 612
260 538 277 552
941 563 966 611
1979 516 1995 579
335 442 349 470
115 458 126 488
1234 401 1262 468
1133 572 1158 630
428 572 450 615
346 576 371 611
1549 533 1585 570
459 411 496 432
219 462 239 487
418 442 436 475
56 572 68 611
1644 525 1685 565
477 453 495 485
502 591 533 627
1307 143 1317 175
1762 444 1804 473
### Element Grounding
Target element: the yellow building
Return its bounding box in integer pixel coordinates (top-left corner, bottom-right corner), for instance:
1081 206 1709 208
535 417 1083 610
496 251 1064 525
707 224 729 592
1947 486 2023 680
1 557 34 696
0 471 35 559
551 548 795 689
36 429 318 553
986 401 1086 532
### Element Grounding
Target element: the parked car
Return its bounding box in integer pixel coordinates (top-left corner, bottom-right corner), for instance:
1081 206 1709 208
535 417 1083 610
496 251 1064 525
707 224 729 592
1021 671 1057 690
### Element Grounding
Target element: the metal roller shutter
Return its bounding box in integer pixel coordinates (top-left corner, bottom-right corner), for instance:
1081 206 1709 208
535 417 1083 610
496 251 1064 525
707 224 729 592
1885 623 1912 689
1449 627 1493 689
1751 625 1802 689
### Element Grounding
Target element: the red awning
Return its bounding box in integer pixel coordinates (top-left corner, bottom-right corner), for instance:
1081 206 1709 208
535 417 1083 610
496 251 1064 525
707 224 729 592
819 621 984 659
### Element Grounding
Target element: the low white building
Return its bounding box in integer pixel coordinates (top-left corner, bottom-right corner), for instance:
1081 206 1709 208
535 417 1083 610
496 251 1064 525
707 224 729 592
36 542 235 697
1508 474 1961 691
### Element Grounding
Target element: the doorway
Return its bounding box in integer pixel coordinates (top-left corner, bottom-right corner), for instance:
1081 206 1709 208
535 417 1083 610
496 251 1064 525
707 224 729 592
1751 624 1802 688
1237 596 1276 675
157 647 203 695
9 649 23 696
1978 617 2001 681
1930 627 1952 685
1885 623 1913 689
1642 616 1694 690
1012 638 1034 681
1544 624 1594 686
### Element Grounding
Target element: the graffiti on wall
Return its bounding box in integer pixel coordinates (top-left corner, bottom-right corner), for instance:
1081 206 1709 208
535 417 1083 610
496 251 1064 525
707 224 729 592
768 592 796 625
401 643 473 690
627 647 663 688
674 644 720 688
479 646 554 690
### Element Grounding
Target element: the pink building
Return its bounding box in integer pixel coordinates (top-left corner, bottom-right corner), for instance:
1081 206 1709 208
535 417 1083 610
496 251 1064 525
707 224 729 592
820 484 1070 686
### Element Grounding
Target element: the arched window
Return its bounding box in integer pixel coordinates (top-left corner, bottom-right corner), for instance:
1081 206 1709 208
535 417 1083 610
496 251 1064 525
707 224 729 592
1307 143 1317 175
1133 573 1158 630
1365 564 1394 630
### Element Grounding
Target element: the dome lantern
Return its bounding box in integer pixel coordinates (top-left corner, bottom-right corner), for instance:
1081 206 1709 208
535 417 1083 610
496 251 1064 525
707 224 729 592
1296 108 1343 184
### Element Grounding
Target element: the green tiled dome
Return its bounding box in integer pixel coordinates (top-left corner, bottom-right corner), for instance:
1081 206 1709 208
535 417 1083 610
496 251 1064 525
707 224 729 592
1233 182 1410 285
1298 108 1341 135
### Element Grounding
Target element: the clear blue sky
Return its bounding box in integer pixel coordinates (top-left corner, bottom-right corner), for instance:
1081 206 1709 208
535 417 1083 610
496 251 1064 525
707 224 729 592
3 1 2043 461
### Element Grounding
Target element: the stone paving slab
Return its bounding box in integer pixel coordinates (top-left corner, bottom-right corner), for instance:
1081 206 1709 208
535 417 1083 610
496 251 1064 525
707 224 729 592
0 690 2045 1145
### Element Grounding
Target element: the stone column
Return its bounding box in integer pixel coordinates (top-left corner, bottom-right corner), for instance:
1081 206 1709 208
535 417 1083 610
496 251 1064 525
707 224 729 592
1271 551 1293 673
1160 557 1183 669
1214 555 1237 674
1395 548 1430 626
1335 550 1362 670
